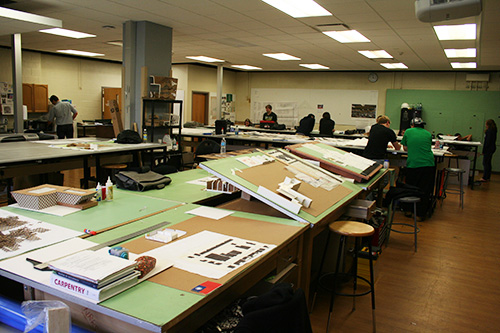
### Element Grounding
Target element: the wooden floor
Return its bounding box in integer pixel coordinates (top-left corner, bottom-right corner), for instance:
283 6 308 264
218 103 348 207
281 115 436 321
309 173 500 332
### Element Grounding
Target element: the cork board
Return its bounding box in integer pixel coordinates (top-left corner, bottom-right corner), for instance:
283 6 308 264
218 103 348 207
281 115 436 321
121 214 303 294
237 161 352 217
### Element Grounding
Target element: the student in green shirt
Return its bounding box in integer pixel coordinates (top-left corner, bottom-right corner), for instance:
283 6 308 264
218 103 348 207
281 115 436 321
401 117 435 219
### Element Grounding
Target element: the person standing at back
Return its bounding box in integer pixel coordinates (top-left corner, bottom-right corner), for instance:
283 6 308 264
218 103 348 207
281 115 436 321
319 112 335 137
363 115 401 164
48 95 78 139
401 117 435 220
480 119 497 182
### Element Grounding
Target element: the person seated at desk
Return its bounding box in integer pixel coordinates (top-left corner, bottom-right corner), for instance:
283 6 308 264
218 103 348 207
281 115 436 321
296 114 315 136
363 115 401 164
401 117 435 220
319 112 335 137
244 118 253 127
263 104 277 123
455 133 472 141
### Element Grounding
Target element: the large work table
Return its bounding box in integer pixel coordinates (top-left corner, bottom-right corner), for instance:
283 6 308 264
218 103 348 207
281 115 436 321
0 147 388 332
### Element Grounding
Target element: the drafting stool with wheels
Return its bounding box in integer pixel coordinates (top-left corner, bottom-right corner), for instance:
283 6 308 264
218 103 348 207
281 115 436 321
442 167 465 209
315 221 376 332
387 196 420 252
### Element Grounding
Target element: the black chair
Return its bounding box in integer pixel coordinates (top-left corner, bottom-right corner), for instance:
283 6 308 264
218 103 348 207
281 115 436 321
184 139 221 169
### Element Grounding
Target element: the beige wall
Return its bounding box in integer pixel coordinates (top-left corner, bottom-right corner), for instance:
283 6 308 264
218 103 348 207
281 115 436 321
233 71 500 123
2 47 498 128
1 49 122 124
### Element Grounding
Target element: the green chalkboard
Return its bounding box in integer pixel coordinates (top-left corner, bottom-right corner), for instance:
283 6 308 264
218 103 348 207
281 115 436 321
386 89 500 141
386 89 500 172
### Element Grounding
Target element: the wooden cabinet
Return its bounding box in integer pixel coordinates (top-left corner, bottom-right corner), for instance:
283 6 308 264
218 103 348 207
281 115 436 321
23 83 49 113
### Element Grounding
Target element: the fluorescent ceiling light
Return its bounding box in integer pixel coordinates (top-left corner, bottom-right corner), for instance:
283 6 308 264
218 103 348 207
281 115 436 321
300 64 329 69
358 50 392 59
380 63 408 69
444 48 476 58
323 30 370 43
186 56 224 62
231 65 262 70
434 24 476 40
263 53 301 61
451 62 477 69
40 28 95 39
57 50 104 57
107 40 123 47
261 0 332 18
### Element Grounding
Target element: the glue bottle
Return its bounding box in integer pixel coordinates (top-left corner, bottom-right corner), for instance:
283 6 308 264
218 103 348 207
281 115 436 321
220 137 226 154
105 177 113 201
95 183 102 202
101 182 106 201
383 159 389 169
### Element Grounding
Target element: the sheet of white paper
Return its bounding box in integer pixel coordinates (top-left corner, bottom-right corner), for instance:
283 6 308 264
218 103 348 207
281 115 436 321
186 176 218 186
185 206 233 220
0 210 83 260
0 238 96 284
174 230 276 279
10 203 81 216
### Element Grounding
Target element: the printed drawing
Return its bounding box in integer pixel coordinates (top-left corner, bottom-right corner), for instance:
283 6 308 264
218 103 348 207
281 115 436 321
0 216 49 252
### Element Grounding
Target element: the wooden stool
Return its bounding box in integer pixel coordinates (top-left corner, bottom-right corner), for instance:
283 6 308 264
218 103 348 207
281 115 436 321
315 221 376 332
442 167 465 209
387 196 420 252
101 163 127 183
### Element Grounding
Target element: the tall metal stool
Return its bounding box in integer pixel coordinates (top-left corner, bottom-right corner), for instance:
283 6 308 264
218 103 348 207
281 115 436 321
387 196 420 252
315 221 376 332
442 167 465 209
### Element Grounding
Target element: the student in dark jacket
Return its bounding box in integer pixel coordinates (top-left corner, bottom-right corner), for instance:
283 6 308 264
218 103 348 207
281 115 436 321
296 114 315 136
363 115 401 164
480 119 497 182
319 112 335 137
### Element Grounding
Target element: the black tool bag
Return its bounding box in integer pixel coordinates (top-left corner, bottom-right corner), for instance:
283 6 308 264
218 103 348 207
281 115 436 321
115 170 171 191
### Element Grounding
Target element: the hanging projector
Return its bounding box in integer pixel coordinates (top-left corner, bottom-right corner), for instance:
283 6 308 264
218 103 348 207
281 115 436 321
415 0 482 22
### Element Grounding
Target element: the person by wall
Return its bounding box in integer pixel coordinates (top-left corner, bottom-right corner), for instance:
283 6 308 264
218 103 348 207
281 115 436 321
244 118 253 127
401 117 435 219
319 112 335 137
296 114 315 136
363 115 401 164
48 95 78 139
480 119 497 182
262 104 277 122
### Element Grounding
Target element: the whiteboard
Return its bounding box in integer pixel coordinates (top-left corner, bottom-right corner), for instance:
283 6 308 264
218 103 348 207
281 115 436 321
251 88 378 129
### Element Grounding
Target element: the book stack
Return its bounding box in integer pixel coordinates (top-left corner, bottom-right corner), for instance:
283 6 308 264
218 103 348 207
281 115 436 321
48 250 139 303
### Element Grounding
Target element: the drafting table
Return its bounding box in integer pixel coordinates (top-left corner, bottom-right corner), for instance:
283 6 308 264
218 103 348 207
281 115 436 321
117 168 239 206
0 138 167 190
0 203 306 332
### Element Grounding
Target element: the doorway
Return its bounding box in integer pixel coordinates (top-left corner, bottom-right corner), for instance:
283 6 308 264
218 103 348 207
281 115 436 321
192 92 209 124
101 87 122 120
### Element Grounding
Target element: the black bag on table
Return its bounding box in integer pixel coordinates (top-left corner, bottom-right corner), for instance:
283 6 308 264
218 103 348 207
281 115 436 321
115 170 171 191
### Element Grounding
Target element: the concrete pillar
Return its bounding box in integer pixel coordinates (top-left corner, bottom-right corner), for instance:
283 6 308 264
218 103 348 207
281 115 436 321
12 33 23 133
122 21 172 129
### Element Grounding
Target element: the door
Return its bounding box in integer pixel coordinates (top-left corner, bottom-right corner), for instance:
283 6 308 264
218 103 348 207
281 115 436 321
192 92 208 124
102 87 122 119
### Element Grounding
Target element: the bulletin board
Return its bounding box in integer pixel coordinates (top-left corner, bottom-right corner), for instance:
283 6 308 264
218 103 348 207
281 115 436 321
251 88 379 128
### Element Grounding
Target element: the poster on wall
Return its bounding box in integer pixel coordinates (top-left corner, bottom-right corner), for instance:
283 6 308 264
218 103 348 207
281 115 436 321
351 104 376 118
0 82 14 115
